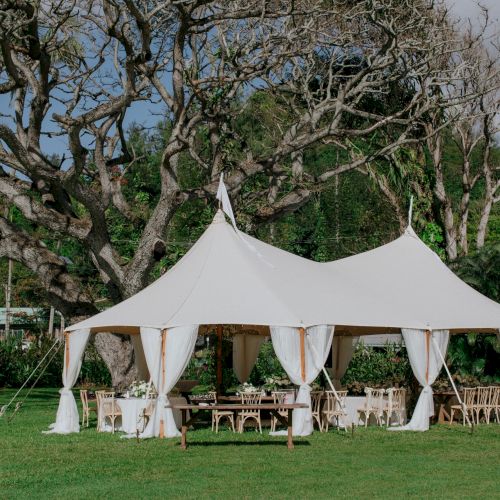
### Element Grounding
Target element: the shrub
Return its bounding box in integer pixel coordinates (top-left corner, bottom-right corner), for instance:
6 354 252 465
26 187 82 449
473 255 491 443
341 341 413 394
0 336 110 388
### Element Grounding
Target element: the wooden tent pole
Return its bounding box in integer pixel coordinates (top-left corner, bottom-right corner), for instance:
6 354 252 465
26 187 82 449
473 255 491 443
216 325 223 395
299 327 306 382
425 330 431 384
159 329 167 438
64 331 70 378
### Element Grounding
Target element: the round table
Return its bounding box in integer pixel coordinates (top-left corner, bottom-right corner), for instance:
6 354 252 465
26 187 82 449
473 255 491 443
117 397 153 434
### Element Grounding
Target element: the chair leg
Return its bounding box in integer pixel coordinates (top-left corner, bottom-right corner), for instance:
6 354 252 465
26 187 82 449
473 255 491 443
258 417 262 434
230 415 235 433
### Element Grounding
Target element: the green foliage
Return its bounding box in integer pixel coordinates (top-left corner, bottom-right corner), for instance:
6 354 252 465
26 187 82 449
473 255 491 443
342 342 413 394
421 222 445 258
0 337 110 388
248 341 287 386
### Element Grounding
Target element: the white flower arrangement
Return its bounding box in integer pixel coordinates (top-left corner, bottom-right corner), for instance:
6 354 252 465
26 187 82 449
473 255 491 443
264 377 291 391
237 382 260 394
129 380 149 398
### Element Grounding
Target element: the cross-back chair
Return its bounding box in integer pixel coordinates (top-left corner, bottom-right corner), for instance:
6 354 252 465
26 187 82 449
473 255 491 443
322 390 348 432
238 392 263 433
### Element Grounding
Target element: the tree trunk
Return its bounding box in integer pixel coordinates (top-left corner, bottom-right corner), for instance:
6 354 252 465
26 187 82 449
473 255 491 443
94 333 140 389
476 195 493 249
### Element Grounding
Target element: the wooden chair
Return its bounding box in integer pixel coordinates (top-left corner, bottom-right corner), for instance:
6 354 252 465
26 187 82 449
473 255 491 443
95 390 106 431
357 388 385 427
474 386 491 424
238 392 262 433
79 390 97 428
322 390 348 432
384 388 406 427
209 392 235 433
98 391 122 433
310 391 324 432
270 391 288 433
450 387 476 425
491 386 500 423
137 391 156 433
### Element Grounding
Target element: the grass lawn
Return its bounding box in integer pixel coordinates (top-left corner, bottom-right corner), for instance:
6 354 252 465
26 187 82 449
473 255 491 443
1 389 499 499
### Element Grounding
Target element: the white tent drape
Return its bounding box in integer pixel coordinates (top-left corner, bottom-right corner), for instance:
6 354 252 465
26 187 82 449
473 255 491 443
44 328 90 434
270 325 333 436
389 329 449 432
139 325 198 438
330 336 358 389
232 333 264 383
130 334 149 380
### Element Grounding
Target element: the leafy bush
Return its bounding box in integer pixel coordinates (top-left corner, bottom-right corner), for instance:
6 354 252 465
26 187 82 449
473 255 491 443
342 341 413 394
0 336 110 388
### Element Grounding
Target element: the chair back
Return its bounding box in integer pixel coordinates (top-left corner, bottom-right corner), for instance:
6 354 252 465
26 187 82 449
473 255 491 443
101 391 119 415
324 390 347 413
272 391 287 406
241 392 262 414
310 391 324 414
476 386 490 407
386 388 406 412
463 387 477 407
490 386 500 407
365 388 385 412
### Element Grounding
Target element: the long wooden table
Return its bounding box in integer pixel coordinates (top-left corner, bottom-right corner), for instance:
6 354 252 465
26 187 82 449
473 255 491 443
168 403 308 450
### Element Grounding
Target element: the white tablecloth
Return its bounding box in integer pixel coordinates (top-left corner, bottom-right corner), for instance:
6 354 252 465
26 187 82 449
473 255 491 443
117 397 151 434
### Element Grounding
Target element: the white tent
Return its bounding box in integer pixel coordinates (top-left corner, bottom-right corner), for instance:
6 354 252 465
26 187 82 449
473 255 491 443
325 225 499 431
48 186 500 436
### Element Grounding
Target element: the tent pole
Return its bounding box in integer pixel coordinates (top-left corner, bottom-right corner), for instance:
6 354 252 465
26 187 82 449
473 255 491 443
299 327 306 382
216 325 223 395
305 333 343 407
160 329 167 438
431 336 472 427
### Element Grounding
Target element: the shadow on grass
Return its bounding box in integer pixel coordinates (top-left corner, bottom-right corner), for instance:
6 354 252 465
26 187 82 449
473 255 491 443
177 440 311 448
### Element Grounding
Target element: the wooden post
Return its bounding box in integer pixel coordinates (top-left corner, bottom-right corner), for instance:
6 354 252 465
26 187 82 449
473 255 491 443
160 329 167 438
287 408 294 450
64 331 70 377
425 330 431 384
216 325 223 395
299 327 306 382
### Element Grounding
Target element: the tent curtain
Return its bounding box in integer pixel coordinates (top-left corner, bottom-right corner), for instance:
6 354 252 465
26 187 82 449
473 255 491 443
44 328 90 434
270 325 334 436
139 325 198 438
389 329 449 432
330 336 358 389
232 333 264 383
130 334 149 380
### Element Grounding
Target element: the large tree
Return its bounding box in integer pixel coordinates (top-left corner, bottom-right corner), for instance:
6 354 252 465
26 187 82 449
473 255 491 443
0 0 476 385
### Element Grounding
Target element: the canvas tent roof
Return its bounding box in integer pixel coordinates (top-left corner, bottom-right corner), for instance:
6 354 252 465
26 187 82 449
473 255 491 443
68 211 500 334
325 226 500 333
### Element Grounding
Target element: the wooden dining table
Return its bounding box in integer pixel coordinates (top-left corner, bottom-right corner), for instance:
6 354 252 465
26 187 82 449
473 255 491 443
167 403 308 450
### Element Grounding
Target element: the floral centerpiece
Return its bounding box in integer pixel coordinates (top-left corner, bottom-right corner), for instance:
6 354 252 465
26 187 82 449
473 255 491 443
128 380 149 398
236 382 260 394
263 377 291 392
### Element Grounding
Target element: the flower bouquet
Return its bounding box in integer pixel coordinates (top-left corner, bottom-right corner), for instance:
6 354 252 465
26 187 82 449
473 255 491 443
129 380 149 398
236 382 260 395
263 377 291 392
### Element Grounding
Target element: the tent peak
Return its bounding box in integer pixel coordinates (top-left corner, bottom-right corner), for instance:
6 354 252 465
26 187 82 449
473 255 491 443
212 209 227 224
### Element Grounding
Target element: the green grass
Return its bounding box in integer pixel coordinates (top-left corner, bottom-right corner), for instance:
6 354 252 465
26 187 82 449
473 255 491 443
1 389 499 499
